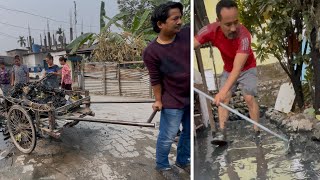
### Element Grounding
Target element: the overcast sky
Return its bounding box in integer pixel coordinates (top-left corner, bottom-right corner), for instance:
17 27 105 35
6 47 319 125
0 0 119 54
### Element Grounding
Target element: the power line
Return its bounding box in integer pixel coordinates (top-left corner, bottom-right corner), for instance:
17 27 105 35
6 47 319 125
0 21 43 31
0 31 17 39
0 5 98 28
0 5 68 24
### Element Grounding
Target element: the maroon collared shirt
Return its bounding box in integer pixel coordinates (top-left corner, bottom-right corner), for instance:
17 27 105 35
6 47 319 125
143 26 190 109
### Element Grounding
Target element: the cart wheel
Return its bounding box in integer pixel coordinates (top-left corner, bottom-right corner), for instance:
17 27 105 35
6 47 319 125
7 105 36 154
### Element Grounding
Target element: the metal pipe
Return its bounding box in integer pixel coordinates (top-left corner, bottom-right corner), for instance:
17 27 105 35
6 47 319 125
194 88 289 142
147 110 158 123
56 116 156 128
90 100 154 104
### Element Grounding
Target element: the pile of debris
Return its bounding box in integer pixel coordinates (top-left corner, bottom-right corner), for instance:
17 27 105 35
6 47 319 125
9 79 67 108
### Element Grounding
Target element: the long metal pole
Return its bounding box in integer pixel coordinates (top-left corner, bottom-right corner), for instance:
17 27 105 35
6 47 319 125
194 88 289 142
56 117 156 128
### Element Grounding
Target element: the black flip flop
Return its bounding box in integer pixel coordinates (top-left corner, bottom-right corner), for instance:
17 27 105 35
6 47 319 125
211 139 228 146
211 139 234 146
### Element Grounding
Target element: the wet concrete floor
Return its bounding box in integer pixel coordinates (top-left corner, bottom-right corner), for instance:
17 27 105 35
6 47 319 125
0 103 189 180
194 119 320 180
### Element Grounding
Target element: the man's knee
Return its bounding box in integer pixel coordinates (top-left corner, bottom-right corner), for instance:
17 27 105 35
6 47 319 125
244 95 257 107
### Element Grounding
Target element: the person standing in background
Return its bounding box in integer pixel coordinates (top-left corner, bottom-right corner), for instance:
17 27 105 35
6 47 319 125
0 61 11 96
59 56 72 90
11 55 29 86
44 53 61 89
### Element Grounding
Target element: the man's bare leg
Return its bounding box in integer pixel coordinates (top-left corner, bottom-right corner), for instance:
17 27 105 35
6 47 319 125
243 94 260 131
217 91 232 130
211 91 232 143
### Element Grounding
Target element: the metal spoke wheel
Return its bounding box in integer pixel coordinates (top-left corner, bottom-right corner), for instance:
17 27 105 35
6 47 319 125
7 105 36 154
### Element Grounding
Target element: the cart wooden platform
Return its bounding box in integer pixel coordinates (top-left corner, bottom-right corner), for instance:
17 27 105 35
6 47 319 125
1 88 156 154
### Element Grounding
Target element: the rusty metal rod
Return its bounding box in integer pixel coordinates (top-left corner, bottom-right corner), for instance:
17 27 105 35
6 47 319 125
55 96 90 112
147 110 158 123
90 100 154 104
56 116 156 128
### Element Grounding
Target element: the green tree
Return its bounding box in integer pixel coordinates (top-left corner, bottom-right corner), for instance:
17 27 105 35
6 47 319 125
238 0 320 114
117 0 190 27
17 36 26 47
238 0 306 111
117 0 168 28
68 0 191 63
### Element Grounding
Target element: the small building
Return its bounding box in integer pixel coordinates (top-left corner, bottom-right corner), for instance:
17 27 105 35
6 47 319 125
6 49 29 58
0 55 14 66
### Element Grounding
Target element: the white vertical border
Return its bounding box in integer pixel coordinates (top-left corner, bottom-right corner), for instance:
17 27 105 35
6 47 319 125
190 0 194 179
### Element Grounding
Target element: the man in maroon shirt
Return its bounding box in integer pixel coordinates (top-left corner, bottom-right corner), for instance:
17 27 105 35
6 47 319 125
143 1 190 177
194 0 260 143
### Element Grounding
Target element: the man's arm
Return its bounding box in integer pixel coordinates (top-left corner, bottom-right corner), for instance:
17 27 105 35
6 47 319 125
152 84 162 111
55 69 62 77
214 53 248 106
220 53 248 93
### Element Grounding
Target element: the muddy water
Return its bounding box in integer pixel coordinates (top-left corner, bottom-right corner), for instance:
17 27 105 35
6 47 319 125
194 119 320 180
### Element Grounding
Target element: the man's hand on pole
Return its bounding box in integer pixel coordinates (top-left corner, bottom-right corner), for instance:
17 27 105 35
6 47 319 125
152 100 163 111
214 90 227 106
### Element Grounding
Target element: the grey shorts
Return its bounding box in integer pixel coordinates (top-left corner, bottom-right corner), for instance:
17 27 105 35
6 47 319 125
220 67 258 97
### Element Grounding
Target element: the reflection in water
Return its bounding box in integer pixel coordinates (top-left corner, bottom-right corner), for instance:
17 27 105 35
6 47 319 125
194 121 320 180
255 143 267 180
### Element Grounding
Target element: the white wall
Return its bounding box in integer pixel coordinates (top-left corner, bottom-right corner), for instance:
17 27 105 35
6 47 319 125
22 53 46 67
50 51 66 67
22 50 66 68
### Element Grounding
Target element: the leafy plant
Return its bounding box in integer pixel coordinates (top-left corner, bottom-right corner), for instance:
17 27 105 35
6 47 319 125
17 36 26 47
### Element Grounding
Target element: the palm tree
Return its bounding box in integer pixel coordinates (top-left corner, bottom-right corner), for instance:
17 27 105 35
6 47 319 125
17 36 26 47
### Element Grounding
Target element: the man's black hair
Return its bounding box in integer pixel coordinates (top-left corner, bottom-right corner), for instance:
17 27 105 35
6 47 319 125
216 0 238 20
59 56 67 62
151 1 183 33
14 55 20 60
46 53 53 60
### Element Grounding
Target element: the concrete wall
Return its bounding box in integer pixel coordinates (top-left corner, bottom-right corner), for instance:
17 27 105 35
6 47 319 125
22 50 66 68
0 56 14 66
22 53 46 67
50 51 66 67
6 49 28 58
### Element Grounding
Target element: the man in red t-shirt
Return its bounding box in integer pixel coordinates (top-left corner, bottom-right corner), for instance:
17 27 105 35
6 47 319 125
194 0 260 143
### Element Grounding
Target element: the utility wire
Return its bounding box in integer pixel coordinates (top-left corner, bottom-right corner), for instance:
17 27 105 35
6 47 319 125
0 21 43 31
0 5 98 28
0 31 17 39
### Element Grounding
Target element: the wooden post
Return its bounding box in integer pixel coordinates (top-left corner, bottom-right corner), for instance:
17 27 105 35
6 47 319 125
149 72 153 98
48 102 55 131
35 111 40 131
117 63 122 96
195 48 216 134
149 84 153 98
103 64 106 95
210 46 219 90
85 90 90 108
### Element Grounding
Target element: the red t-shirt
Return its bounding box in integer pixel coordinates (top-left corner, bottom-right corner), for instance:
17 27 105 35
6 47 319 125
195 22 256 72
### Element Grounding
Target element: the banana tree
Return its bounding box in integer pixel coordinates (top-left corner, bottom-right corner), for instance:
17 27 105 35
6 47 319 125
67 1 154 55
67 0 190 60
